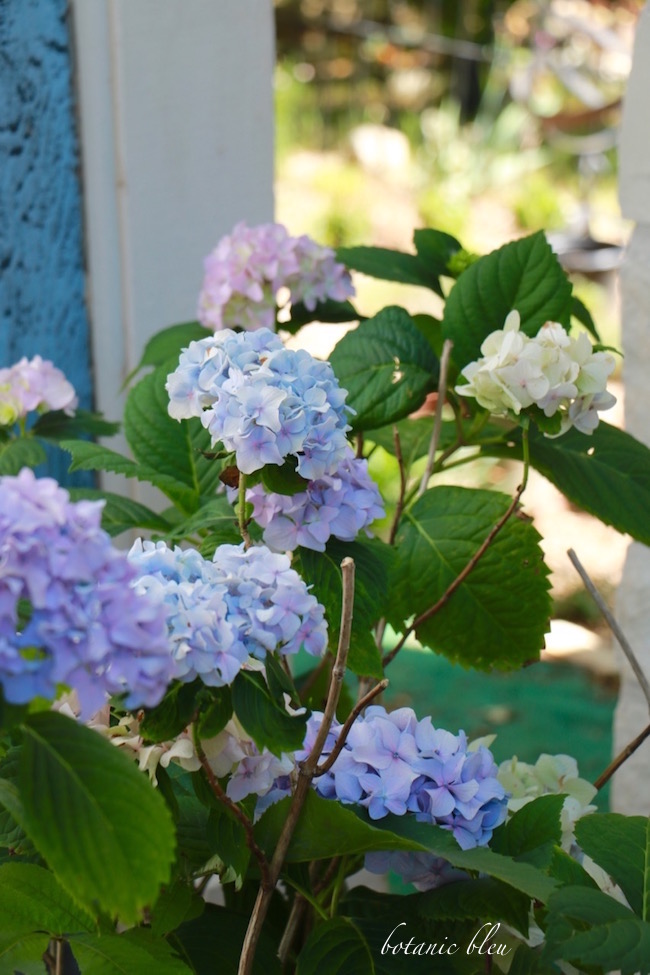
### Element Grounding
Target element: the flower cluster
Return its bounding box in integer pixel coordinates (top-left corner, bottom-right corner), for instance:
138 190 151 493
128 540 327 688
455 311 616 435
166 328 352 478
238 449 385 552
0 469 173 717
197 222 354 332
300 705 507 850
0 356 78 427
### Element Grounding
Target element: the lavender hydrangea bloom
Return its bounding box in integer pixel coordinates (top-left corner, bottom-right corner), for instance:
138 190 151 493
197 222 354 332
239 449 385 552
299 706 507 850
166 328 352 479
211 543 328 659
128 540 249 687
0 356 78 426
0 469 173 717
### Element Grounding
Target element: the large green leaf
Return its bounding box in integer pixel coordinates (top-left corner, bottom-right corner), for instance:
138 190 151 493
0 931 50 975
413 228 462 278
169 904 282 975
543 886 650 975
575 813 650 920
140 680 204 744
296 538 390 679
491 795 565 868
206 804 251 887
124 367 222 510
329 307 438 430
0 437 47 474
31 408 120 440
284 297 360 334
232 670 308 755
19 712 175 924
69 930 193 975
419 878 531 936
126 321 209 383
492 422 650 546
67 488 172 536
255 792 556 903
297 918 375 975
62 440 197 511
393 486 552 670
0 862 95 936
442 232 572 370
337 245 444 294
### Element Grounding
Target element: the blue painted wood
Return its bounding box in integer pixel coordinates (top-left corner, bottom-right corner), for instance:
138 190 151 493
0 0 93 484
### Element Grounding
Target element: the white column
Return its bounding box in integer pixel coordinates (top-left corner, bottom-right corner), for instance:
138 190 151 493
612 4 650 813
71 0 275 497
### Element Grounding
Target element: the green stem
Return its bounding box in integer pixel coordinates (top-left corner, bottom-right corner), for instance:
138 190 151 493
238 473 252 549
520 416 530 491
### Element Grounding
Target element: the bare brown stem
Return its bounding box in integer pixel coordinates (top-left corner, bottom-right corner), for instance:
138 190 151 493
238 558 356 975
417 338 453 498
315 679 389 776
594 722 650 791
568 548 650 713
193 732 271 890
278 894 308 967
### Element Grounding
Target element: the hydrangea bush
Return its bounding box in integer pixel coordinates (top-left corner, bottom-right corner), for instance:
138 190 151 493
2 223 650 975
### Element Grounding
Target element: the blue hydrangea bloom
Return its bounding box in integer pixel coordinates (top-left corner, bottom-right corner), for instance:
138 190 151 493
166 328 352 478
0 469 174 717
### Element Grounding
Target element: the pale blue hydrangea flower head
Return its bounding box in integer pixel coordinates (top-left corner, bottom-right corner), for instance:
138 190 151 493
0 469 174 717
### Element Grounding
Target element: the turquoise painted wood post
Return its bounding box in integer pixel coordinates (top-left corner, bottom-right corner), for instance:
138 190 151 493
0 0 93 484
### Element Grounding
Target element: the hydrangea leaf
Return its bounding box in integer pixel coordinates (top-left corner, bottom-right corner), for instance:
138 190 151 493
140 680 204 744
0 931 51 975
296 918 375 975
169 903 282 975
69 929 193 975
232 670 308 755
329 307 439 430
490 795 565 868
19 712 175 925
418 877 531 937
284 297 360 334
31 408 120 440
0 862 95 936
124 367 223 511
575 813 650 919
543 886 650 975
0 438 47 475
392 486 552 670
337 245 445 294
493 422 650 546
206 805 251 888
296 538 391 679
442 231 572 370
125 321 209 384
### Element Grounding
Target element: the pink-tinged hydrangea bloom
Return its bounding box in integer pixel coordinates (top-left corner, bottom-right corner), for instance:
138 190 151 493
166 328 352 479
0 356 78 426
238 449 385 552
197 222 354 332
298 706 507 850
0 469 174 718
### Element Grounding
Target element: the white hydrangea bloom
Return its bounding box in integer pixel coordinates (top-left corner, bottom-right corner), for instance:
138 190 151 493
456 311 616 435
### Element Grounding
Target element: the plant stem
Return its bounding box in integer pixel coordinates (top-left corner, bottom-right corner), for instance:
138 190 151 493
238 473 252 549
594 722 650 790
193 728 270 889
315 679 389 776
383 424 530 669
238 558 356 975
388 425 407 546
417 339 453 498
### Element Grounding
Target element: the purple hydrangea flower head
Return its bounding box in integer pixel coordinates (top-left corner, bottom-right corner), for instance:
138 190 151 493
240 449 385 552
0 469 173 717
300 705 507 849
0 356 78 426
211 543 328 659
166 328 352 478
128 540 248 687
197 222 354 332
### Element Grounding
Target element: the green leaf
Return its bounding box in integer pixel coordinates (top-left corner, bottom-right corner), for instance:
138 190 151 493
330 307 438 430
205 804 251 887
296 538 390 679
499 422 650 547
124 368 223 511
149 881 204 937
61 440 197 510
570 294 600 342
284 297 360 333
126 321 209 383
548 848 600 890
69 930 193 975
255 792 556 903
31 409 120 440
0 862 96 936
261 459 311 496
419 878 531 936
413 228 462 276
196 686 233 739
544 886 650 975
575 813 650 920
393 486 552 670
67 488 172 536
508 943 560 975
232 670 308 755
442 232 572 370
0 438 47 474
337 245 443 294
140 681 203 744
19 711 175 924
169 903 282 975
297 918 375 975
0 931 50 975
491 795 565 868
168 497 241 546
